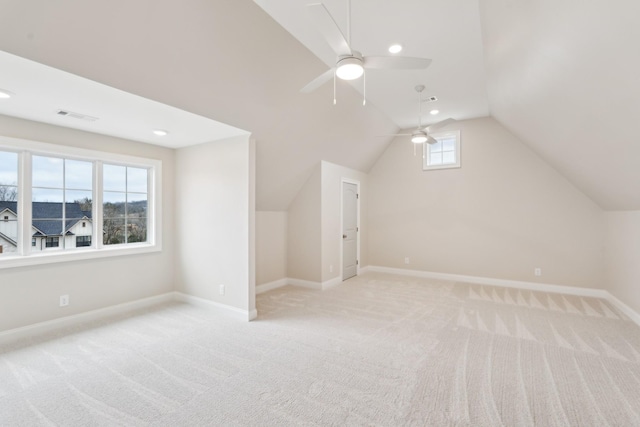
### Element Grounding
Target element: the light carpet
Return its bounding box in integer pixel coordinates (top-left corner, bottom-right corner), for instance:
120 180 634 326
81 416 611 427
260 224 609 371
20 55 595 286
1 272 640 426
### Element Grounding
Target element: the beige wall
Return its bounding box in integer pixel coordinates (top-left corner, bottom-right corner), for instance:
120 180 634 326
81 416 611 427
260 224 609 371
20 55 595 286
287 164 321 282
256 211 287 285
605 211 640 313
368 117 605 289
175 136 255 314
0 115 175 332
320 161 368 282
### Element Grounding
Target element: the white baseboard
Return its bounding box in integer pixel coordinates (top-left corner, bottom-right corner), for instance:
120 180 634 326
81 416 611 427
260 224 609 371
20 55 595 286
366 265 640 327
256 278 288 294
367 265 609 298
0 292 175 345
605 293 640 327
321 276 342 290
288 278 323 290
173 292 256 321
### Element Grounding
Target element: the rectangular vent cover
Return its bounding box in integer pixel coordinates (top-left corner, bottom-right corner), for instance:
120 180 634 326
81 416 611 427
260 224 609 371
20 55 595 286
56 110 99 122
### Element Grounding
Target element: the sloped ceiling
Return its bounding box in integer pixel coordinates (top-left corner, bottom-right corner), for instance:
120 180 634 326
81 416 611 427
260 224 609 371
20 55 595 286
1 0 638 211
479 0 640 210
0 0 398 210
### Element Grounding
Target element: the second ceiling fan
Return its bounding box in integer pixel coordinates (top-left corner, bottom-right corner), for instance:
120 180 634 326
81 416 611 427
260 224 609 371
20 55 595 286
301 0 432 96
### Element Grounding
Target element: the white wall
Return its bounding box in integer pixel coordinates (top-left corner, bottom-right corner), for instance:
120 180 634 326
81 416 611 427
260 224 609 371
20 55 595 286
0 115 175 332
174 136 255 317
320 161 368 282
287 164 321 282
368 117 605 289
256 211 287 285
605 211 640 313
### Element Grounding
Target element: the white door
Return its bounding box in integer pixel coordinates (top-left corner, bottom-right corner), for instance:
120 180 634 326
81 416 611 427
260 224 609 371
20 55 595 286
342 182 358 280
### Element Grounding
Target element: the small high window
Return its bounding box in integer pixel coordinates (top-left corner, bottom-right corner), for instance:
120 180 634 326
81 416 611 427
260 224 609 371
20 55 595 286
45 237 59 248
423 130 461 170
76 235 91 247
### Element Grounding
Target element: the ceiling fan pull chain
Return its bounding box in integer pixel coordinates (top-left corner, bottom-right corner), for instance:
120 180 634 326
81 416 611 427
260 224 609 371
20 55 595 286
333 70 337 105
363 69 366 106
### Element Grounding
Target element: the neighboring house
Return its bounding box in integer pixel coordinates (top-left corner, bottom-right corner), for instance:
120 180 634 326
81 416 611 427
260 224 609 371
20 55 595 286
0 201 92 253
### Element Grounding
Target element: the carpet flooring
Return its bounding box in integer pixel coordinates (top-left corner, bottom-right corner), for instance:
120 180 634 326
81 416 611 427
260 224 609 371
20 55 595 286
1 272 640 426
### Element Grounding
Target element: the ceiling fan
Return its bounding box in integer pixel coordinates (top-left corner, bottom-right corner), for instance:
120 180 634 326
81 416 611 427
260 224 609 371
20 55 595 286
301 0 432 99
390 85 455 144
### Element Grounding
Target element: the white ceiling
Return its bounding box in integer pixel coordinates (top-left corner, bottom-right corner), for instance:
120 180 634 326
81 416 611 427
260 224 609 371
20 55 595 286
254 0 490 129
0 0 638 211
0 51 249 148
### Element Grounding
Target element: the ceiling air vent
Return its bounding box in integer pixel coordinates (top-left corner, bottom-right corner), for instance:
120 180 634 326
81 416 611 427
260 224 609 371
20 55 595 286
422 96 438 103
56 109 99 122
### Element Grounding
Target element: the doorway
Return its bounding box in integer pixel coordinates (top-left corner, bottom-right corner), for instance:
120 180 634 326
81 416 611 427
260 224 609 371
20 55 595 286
341 180 359 281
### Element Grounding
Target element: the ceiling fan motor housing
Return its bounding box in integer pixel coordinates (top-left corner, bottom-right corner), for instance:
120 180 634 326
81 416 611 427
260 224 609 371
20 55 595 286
336 51 364 80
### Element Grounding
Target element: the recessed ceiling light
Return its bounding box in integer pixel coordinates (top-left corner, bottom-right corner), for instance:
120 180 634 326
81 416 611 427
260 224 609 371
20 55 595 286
0 89 13 99
153 129 168 136
430 109 440 115
388 44 403 54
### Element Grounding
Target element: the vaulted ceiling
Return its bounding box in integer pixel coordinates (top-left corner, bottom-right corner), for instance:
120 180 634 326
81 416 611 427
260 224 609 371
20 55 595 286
0 0 638 210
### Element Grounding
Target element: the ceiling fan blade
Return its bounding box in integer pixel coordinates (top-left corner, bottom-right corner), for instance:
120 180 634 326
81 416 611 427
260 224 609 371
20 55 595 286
300 68 335 93
426 136 438 144
363 56 432 70
308 3 352 57
426 118 456 132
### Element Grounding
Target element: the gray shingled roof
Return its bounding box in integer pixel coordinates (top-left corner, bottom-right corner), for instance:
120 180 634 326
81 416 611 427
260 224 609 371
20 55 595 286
0 201 92 237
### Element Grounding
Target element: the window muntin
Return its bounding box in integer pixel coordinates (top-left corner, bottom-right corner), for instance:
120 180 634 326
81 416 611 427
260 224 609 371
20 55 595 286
32 156 93 251
423 130 461 170
103 165 148 245
0 150 18 256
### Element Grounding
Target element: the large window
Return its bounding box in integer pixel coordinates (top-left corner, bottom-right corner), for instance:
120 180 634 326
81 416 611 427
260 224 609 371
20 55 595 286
0 136 161 269
423 130 461 170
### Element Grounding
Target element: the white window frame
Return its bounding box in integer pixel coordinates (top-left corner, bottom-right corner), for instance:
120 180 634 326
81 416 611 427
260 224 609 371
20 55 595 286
422 130 461 171
0 135 162 269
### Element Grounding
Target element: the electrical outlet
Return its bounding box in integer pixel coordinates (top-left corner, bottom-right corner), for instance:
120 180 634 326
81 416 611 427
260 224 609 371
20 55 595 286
534 268 542 277
59 295 69 307
219 284 225 295
404 257 410 265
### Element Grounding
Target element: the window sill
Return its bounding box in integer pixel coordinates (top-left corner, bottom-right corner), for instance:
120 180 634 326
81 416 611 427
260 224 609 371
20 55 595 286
0 243 161 270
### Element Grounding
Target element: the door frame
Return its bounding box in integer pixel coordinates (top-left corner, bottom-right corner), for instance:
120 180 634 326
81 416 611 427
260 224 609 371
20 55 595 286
340 178 360 281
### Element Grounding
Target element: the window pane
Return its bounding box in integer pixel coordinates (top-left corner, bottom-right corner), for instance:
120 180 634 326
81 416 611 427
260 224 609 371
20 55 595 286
65 160 92 190
430 153 443 165
3 151 20 255
32 188 63 203
103 192 126 217
66 190 92 213
33 219 63 241
103 164 126 192
127 217 147 243
443 151 456 164
103 218 125 245
442 138 456 151
127 193 147 216
33 156 63 188
429 140 442 153
0 151 17 187
127 167 148 193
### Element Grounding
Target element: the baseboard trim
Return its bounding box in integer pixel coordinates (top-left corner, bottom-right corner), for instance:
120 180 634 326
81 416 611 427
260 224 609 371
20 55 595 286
0 292 175 345
367 265 640 327
288 278 323 290
605 293 640 327
173 292 256 321
256 278 288 294
367 265 609 298
322 276 343 290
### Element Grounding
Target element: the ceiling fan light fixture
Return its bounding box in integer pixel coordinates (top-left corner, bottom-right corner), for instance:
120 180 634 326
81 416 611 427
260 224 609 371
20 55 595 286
411 132 428 144
0 89 13 99
153 129 168 136
336 56 364 80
